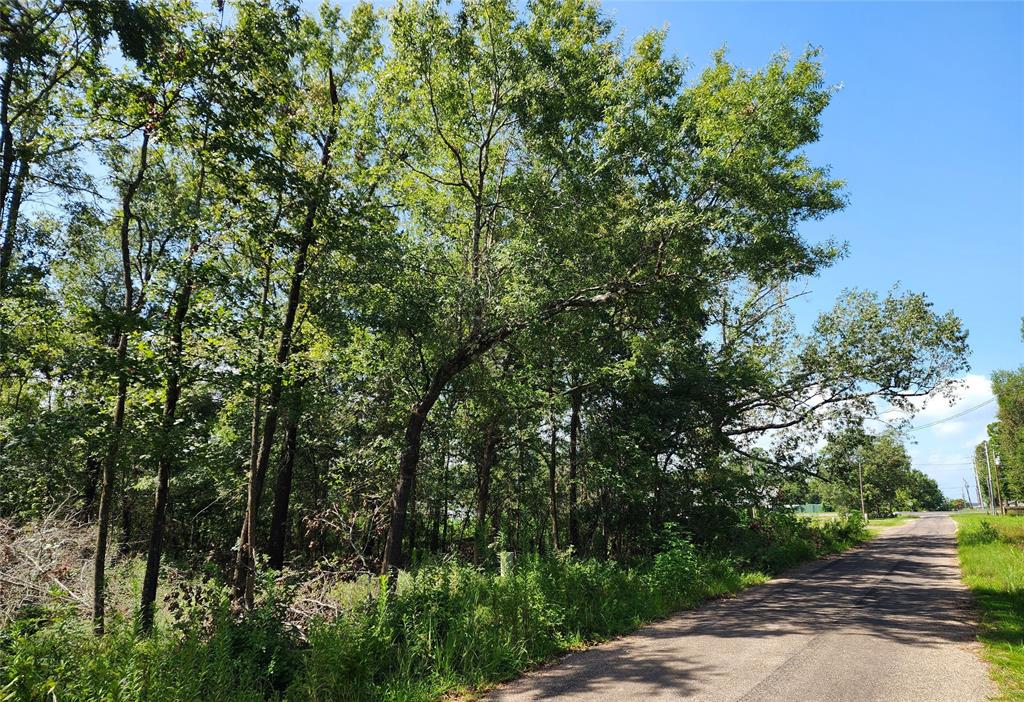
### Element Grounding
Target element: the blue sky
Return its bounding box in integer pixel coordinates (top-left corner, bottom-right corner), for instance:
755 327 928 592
599 1 1023 497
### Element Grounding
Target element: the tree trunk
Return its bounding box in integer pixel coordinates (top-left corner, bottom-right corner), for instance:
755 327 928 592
93 131 149 635
119 486 133 554
568 387 581 553
474 420 500 563
139 269 194 632
82 455 101 514
382 399 433 576
382 358 468 578
489 491 501 548
0 65 15 287
406 469 418 565
598 487 610 560
232 106 335 604
441 436 450 552
232 236 311 604
268 406 300 570
93 334 128 635
0 157 26 294
548 404 560 552
514 434 524 552
428 438 443 553
993 459 1005 515
235 260 271 568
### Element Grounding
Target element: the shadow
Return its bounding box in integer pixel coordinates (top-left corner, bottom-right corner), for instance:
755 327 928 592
488 647 718 700
970 586 1024 644
642 520 978 646
487 515 987 700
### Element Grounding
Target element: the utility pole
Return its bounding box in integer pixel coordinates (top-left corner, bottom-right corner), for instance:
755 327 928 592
984 441 996 516
858 459 867 519
994 454 1006 515
974 460 985 512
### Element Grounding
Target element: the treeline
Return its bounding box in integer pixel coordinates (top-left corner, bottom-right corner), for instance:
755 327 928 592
0 0 969 637
800 428 946 516
975 345 1024 510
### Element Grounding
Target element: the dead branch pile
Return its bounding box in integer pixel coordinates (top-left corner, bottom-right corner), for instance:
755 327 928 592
0 513 93 626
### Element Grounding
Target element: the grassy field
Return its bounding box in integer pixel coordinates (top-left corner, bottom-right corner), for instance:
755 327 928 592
867 515 918 529
799 512 917 532
953 514 1024 700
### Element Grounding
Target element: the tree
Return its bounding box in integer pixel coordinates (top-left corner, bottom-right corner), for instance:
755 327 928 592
723 288 968 464
990 368 1024 502
228 1 380 605
373 0 845 578
138 3 244 632
816 428 944 517
0 0 976 641
87 0 195 632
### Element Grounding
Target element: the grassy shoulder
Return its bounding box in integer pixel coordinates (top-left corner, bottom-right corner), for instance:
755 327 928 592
953 514 1024 700
1 514 868 702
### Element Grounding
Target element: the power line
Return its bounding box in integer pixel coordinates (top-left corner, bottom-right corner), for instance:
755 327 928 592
909 397 997 431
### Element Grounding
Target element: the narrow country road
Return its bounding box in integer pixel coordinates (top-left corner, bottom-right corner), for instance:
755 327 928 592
487 514 994 702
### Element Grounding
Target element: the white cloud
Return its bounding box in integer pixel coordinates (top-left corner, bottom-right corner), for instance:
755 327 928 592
900 373 998 499
911 374 993 419
934 420 967 436
961 427 992 449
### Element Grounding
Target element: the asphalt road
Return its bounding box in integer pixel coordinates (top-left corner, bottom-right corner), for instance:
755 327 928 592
486 514 995 702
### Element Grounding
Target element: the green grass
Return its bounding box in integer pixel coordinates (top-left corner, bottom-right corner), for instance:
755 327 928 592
798 513 915 534
800 512 840 521
867 515 918 529
953 514 1024 700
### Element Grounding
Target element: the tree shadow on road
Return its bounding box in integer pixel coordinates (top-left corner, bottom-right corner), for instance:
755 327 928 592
633 530 980 649
488 520 984 700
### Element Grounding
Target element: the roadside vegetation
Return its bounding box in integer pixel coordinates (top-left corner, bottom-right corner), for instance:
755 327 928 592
1 514 867 701
0 0 970 700
788 429 948 517
954 514 1024 700
973 365 1024 516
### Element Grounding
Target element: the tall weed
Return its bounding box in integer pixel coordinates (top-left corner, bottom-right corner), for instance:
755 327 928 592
1 516 868 701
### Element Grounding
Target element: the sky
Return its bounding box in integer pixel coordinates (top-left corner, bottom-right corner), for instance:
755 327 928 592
595 1 1023 498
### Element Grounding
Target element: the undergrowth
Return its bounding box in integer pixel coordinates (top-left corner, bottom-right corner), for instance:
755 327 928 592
0 513 867 701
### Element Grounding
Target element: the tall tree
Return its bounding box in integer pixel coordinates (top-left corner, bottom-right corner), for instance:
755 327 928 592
375 0 846 577
230 2 379 604
88 0 195 634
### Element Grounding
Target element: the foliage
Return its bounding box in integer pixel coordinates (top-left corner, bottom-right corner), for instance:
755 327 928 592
814 428 946 517
981 368 1024 508
0 0 968 691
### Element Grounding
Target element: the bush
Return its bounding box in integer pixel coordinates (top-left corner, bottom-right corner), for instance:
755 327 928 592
959 519 1002 546
720 512 866 574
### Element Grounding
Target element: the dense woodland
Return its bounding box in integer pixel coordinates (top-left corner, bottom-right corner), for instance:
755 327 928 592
0 0 972 698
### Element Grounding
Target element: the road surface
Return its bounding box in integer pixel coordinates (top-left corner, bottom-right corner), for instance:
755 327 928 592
487 514 994 702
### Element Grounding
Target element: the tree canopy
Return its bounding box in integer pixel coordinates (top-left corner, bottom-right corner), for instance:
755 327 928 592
814 428 947 517
0 0 969 636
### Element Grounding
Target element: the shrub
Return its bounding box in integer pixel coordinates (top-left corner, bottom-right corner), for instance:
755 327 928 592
959 519 1002 546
